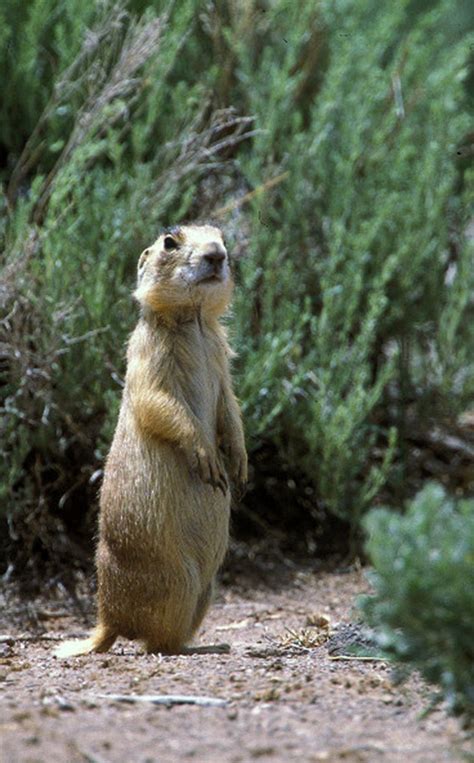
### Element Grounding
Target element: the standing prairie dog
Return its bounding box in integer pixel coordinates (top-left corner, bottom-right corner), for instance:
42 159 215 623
55 224 247 656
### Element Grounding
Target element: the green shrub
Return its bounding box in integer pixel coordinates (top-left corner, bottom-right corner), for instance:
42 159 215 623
231 0 474 521
361 483 474 718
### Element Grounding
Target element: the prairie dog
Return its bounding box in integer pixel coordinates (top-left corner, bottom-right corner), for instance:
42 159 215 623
55 224 247 656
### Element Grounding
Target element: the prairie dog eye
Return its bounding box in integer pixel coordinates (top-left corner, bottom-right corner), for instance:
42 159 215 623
163 235 178 251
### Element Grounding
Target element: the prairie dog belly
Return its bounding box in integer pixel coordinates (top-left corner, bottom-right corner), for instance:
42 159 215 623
99 420 230 580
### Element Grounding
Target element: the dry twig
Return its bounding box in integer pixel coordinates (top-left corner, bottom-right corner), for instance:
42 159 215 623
93 693 228 707
214 171 289 218
328 655 388 662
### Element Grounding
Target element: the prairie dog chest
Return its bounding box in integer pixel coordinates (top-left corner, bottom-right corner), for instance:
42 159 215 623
165 323 221 426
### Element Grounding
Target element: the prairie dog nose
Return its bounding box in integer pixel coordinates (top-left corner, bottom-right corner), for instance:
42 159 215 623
202 243 226 264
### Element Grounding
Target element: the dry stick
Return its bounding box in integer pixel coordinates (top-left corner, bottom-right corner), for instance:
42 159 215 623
0 634 63 643
213 171 289 219
328 655 387 662
93 693 228 707
78 752 108 763
37 610 70 620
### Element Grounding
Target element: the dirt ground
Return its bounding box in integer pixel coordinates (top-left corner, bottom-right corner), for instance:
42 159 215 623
0 565 471 763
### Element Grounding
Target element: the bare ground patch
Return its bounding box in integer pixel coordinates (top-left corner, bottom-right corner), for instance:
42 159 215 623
0 567 471 763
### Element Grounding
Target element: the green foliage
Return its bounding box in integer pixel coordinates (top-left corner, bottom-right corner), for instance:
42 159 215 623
0 0 96 159
0 0 473 568
231 0 474 518
361 484 474 718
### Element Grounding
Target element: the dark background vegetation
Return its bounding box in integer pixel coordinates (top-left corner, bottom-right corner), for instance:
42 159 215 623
1 0 473 719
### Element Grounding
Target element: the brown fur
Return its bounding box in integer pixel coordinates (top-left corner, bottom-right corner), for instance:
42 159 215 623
55 224 247 658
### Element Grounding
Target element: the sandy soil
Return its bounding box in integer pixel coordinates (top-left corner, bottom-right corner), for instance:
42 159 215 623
0 566 471 763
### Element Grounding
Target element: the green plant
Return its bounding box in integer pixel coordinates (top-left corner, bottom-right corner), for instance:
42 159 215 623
361 483 474 718
230 0 474 520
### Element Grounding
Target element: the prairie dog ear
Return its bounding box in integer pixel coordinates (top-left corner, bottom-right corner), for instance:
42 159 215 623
137 247 152 272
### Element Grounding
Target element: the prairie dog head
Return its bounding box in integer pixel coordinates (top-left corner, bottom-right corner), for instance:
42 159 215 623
134 224 233 318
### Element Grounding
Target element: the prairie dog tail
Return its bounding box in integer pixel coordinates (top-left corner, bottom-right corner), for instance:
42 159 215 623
54 624 117 658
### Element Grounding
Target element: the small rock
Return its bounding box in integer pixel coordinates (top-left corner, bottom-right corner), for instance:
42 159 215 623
306 613 331 628
254 687 280 702
249 746 275 758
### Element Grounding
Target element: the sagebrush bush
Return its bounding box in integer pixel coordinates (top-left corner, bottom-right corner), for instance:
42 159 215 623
361 483 474 719
231 0 474 520
0 0 473 571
